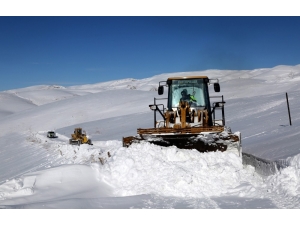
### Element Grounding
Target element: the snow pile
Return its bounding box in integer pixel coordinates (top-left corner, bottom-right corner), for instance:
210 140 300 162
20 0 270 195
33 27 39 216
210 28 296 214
0 140 262 206
267 154 300 197
2 138 300 208
0 164 114 206
100 142 261 198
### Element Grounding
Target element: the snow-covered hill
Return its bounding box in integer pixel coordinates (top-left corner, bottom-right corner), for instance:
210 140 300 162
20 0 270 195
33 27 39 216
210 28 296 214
1 65 300 209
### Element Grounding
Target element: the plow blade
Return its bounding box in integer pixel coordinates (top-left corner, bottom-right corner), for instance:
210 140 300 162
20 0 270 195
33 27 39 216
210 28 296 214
69 139 81 146
123 131 241 156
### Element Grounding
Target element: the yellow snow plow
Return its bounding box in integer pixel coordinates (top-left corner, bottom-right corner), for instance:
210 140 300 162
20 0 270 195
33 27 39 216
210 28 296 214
123 76 241 156
69 127 93 146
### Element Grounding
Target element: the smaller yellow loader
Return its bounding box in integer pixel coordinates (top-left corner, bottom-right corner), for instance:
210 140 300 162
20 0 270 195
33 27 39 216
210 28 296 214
69 128 93 146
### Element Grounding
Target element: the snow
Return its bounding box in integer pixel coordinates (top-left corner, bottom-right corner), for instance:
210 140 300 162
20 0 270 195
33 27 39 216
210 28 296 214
1 65 300 218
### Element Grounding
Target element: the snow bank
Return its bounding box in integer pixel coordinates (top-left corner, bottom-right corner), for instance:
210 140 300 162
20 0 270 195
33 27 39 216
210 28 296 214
2 139 300 208
0 140 260 206
0 164 114 206
266 154 300 197
99 142 262 198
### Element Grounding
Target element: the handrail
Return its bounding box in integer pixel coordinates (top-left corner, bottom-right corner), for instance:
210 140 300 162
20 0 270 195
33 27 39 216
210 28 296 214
210 95 225 126
152 97 167 128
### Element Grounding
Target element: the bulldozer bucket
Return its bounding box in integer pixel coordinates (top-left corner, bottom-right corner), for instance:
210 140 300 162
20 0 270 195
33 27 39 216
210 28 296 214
123 129 241 156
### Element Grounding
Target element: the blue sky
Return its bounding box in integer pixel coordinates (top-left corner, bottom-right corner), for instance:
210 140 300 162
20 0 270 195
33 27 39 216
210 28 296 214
1 16 300 91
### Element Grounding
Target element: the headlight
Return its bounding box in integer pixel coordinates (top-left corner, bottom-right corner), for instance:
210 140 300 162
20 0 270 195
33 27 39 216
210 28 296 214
149 105 157 110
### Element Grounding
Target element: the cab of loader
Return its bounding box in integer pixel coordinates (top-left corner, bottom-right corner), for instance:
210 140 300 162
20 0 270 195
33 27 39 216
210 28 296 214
157 76 221 127
74 128 83 137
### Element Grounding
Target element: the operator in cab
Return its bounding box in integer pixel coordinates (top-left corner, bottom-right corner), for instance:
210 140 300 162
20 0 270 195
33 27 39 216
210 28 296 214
180 89 197 104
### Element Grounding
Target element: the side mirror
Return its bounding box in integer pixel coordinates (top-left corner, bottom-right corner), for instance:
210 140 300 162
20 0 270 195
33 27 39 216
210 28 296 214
158 86 164 95
214 83 220 92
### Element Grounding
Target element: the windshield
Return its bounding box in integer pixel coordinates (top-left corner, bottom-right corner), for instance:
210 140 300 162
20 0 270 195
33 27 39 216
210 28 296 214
168 78 209 109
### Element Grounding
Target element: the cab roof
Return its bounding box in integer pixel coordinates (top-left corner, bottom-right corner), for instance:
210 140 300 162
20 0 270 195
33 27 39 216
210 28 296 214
167 76 208 80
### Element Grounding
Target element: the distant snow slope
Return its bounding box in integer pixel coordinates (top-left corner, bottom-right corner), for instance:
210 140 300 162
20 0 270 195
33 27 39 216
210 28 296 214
0 92 36 117
0 89 158 135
